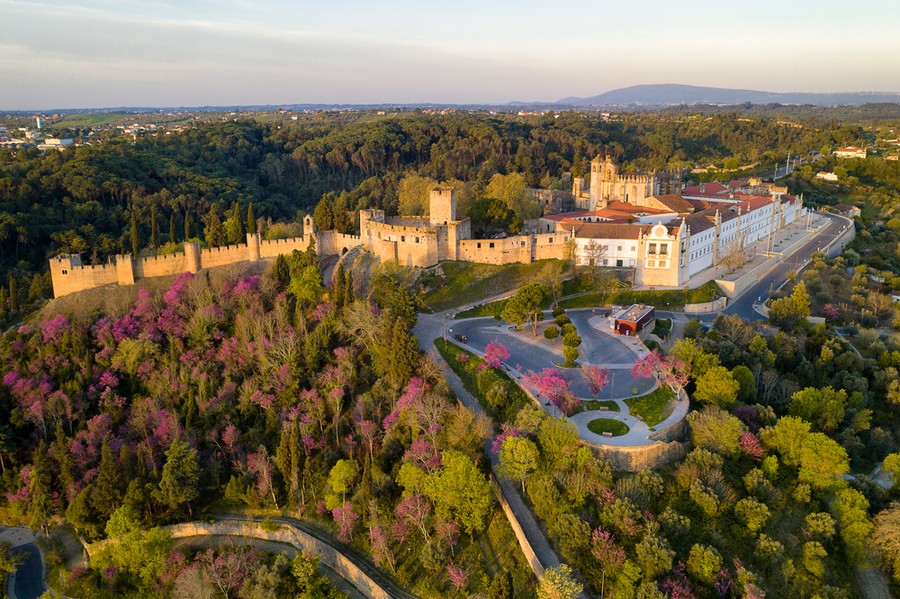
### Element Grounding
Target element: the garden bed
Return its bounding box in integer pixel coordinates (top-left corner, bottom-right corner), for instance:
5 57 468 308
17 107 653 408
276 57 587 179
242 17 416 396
586 418 630 436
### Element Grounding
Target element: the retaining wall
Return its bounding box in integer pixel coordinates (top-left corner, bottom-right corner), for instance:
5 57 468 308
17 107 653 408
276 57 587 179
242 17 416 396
587 439 690 471
489 476 545 578
87 520 400 599
683 297 727 313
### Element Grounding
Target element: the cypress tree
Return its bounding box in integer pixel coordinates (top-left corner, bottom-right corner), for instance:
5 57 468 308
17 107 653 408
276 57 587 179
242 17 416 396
28 442 53 534
7 276 18 313
272 254 290 290
333 264 345 307
150 205 159 249
205 210 225 247
247 202 257 234
169 212 177 244
343 271 354 306
130 209 140 256
184 211 193 240
91 440 121 518
0 287 8 322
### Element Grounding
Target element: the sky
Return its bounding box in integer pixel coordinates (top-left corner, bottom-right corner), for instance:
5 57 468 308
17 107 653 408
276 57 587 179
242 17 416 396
1 0 899 110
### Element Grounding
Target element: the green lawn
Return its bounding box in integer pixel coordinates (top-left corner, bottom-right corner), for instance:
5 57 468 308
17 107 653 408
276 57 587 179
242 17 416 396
586 418 630 436
624 386 674 426
580 400 620 412
559 280 721 311
419 260 569 312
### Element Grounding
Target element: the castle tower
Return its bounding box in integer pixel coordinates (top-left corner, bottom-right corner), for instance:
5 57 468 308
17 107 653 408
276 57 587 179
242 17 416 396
49 254 82 298
184 242 201 274
247 232 261 262
303 214 317 235
429 187 456 226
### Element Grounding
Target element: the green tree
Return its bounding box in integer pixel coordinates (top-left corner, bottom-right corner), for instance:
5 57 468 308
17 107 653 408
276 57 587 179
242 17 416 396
499 436 539 492
424 450 492 535
66 485 102 540
224 201 246 245
486 571 513 599
288 265 326 310
769 281 811 330
466 197 522 236
0 542 22 581
156 439 200 517
272 254 290 291
798 432 849 490
871 502 900 583
502 284 546 336
563 346 579 368
693 365 740 407
205 209 225 247
686 544 722 585
485 172 541 220
327 459 358 506
247 202 257 234
635 535 674 581
92 439 123 519
333 264 345 308
28 443 53 534
150 204 159 249
130 209 141 256
169 212 177 243
788 386 847 433
538 564 583 599
184 211 193 240
732 365 756 403
759 416 811 467
734 497 771 533
544 325 560 343
398 174 439 216
687 405 744 456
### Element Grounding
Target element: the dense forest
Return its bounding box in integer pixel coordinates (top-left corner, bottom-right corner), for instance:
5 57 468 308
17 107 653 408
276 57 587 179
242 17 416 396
0 110 869 317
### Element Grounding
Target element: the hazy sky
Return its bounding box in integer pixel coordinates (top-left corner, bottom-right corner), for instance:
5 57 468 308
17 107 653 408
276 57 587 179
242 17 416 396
2 0 899 109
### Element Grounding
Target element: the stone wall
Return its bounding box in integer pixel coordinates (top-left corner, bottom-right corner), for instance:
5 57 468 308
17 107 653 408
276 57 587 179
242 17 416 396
684 297 727 313
587 439 690 472
526 188 575 215
87 520 404 599
134 252 191 279
490 475 546 578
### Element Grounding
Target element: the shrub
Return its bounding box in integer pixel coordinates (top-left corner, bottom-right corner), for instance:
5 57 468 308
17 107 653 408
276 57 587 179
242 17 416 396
563 346 579 367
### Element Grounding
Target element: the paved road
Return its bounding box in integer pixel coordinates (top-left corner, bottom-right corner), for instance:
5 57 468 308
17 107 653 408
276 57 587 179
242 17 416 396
448 315 655 399
9 543 45 599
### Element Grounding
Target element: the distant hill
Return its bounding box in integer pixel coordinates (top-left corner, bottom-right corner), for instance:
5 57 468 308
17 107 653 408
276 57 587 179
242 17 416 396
556 84 900 107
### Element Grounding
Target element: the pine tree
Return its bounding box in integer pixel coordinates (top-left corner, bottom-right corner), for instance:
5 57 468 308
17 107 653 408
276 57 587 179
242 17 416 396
247 202 257 234
28 442 53 534
169 212 177 244
288 422 302 510
92 439 122 519
184 211 193 240
53 424 75 509
304 234 318 267
150 205 159 249
130 209 141 256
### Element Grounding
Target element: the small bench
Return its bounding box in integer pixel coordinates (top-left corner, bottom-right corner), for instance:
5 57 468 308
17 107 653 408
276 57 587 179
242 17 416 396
602 432 613 437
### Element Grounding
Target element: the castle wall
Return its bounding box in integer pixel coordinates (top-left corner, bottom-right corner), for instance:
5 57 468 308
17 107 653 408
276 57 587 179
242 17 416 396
134 252 190 279
50 259 120 298
526 188 575 215
200 244 250 269
258 236 310 259
360 217 440 267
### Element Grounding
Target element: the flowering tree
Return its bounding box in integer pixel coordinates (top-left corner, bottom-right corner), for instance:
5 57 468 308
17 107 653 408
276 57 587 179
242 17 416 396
521 368 581 415
332 502 359 543
631 350 689 394
581 365 610 400
447 562 469 591
483 342 510 370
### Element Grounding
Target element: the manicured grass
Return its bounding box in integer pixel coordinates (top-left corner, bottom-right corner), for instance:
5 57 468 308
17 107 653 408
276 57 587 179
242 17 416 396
581 400 620 412
624 386 674 426
419 259 569 312
559 280 722 311
586 418 630 436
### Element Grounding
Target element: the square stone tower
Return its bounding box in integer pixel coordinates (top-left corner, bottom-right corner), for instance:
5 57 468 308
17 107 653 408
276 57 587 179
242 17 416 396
429 187 456 226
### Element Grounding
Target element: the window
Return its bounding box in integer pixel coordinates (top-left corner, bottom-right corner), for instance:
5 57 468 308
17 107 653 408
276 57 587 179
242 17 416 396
489 242 495 249
415 237 419 243
603 244 609 251
61 269 68 275
660 244 668 255
401 236 405 242
549 237 554 243
648 243 657 254
521 241 526 247
631 245 636 251
477 243 481 249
